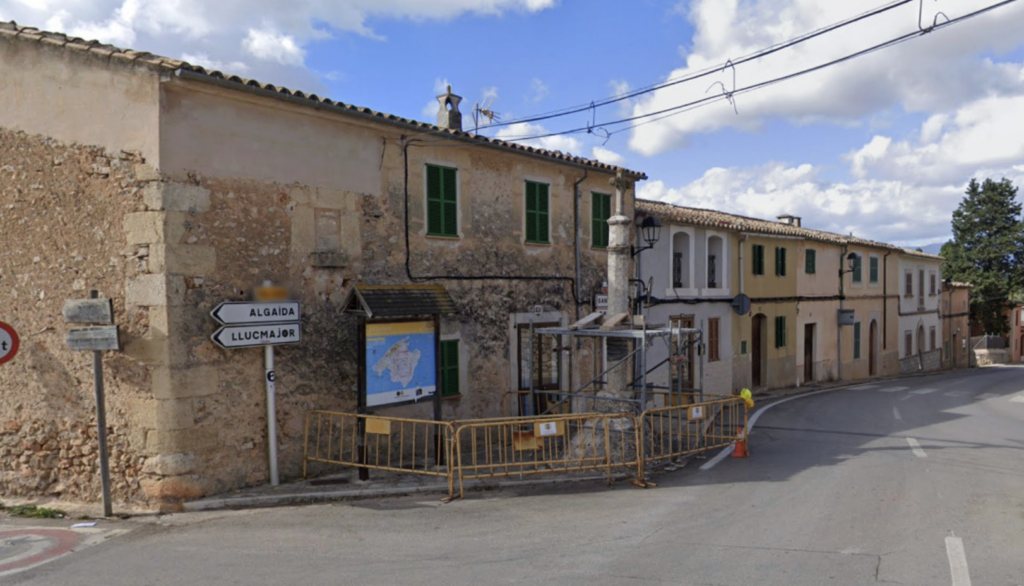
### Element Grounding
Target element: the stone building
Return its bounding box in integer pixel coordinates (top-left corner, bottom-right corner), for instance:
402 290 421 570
940 282 971 368
0 21 644 509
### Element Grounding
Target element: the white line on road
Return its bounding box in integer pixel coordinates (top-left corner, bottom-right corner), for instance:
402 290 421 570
892 406 902 420
977 393 998 400
851 384 879 390
945 535 972 586
910 388 937 395
879 386 909 393
906 437 927 458
1010 395 1024 403
944 391 967 397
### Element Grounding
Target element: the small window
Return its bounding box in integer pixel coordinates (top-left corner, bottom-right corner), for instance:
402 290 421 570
426 164 458 237
805 249 816 274
440 339 460 397
708 318 720 362
775 247 787 277
774 316 787 348
852 255 862 283
525 181 550 244
905 272 913 297
929 327 936 351
853 322 861 359
869 257 879 283
929 273 937 296
591 192 610 249
753 244 765 276
905 331 913 356
740 340 747 355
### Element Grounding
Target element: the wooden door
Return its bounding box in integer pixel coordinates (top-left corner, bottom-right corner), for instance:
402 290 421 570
803 324 814 383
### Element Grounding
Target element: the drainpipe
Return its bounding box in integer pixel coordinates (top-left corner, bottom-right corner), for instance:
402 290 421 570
573 170 588 324
838 245 847 381
883 251 891 351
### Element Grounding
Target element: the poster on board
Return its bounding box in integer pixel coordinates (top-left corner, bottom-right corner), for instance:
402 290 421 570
364 321 436 408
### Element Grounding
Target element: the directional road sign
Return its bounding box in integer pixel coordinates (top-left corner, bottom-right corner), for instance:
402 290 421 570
211 323 301 349
0 321 19 365
211 301 300 326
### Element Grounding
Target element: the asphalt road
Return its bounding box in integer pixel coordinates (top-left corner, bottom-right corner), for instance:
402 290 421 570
6 366 1024 585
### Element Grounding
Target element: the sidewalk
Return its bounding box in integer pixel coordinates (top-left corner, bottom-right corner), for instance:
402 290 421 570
184 367 972 512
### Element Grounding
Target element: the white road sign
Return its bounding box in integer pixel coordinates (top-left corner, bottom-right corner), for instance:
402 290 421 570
211 301 300 325
211 323 302 349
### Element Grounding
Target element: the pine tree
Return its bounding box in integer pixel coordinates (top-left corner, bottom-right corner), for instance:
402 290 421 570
942 178 1024 334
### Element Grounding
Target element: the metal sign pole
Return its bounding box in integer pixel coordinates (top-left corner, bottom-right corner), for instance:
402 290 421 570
88 290 113 517
265 343 279 486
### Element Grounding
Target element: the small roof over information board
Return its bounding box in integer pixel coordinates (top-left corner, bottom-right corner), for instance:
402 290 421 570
340 285 457 318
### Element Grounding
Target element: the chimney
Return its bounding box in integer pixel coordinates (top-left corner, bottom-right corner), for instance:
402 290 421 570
436 85 463 132
777 214 801 227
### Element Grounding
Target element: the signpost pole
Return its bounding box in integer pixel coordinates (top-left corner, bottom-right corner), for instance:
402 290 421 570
265 333 280 486
89 291 113 517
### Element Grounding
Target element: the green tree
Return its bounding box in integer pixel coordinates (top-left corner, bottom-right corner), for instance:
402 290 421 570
942 178 1024 334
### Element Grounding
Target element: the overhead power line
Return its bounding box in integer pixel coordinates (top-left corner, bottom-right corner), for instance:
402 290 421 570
487 0 1021 145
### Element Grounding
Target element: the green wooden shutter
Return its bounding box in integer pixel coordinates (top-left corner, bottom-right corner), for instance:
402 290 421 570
525 182 537 243
753 245 764 275
852 256 862 283
592 193 609 248
442 167 457 237
427 165 442 235
775 247 787 276
537 183 549 243
440 340 460 397
853 322 861 359
869 257 879 283
775 316 786 348
806 249 816 274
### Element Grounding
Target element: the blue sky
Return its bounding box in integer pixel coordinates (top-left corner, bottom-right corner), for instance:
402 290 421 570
3 0 1024 249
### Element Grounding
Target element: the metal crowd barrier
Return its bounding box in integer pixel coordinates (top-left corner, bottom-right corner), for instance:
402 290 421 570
303 410 455 496
451 412 643 499
302 397 749 501
640 395 747 465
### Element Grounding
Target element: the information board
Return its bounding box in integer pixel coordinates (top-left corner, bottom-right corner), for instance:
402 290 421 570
364 321 436 408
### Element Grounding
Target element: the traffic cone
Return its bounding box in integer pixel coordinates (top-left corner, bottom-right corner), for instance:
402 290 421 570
732 426 748 458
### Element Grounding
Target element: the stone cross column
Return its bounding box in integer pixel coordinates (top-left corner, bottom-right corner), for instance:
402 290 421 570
604 171 632 407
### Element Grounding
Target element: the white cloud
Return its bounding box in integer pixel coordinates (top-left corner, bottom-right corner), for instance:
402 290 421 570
181 52 250 73
242 27 305 66
2 0 557 91
628 0 1024 156
528 78 549 104
495 122 582 155
591 146 625 166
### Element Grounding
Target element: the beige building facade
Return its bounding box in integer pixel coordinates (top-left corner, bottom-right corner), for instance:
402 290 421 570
0 22 643 509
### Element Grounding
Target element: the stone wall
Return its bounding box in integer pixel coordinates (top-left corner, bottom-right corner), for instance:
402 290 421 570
0 129 154 504
898 349 943 375
973 349 1009 366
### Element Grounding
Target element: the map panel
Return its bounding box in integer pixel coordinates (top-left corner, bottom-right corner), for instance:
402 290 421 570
364 321 436 408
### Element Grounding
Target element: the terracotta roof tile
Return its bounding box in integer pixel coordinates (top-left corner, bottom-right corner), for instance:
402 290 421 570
0 20 645 179
636 198 940 256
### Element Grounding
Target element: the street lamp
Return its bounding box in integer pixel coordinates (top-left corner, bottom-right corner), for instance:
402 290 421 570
631 216 662 257
840 252 860 276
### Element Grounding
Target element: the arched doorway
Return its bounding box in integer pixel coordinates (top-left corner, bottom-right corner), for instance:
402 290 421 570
751 314 767 388
869 320 878 376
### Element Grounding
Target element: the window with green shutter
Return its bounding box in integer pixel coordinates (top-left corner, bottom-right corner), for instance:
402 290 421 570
869 257 879 283
752 244 765 275
852 255 863 283
440 339 460 397
426 164 458 237
806 249 816 274
775 316 787 348
525 181 550 244
591 192 610 249
853 322 861 359
775 247 787 276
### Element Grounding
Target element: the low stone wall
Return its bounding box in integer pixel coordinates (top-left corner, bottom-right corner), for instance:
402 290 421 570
898 349 942 375
973 349 1010 366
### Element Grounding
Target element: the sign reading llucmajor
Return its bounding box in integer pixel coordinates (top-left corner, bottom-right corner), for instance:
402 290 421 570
364 321 436 408
212 323 301 349
211 301 300 326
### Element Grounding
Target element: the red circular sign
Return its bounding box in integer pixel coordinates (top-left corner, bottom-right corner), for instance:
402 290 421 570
0 321 20 366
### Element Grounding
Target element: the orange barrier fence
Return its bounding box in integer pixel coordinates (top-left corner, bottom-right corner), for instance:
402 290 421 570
640 396 747 464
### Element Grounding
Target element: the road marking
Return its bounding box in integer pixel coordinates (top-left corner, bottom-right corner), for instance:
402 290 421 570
892 406 902 420
977 393 998 400
910 388 937 395
851 384 879 390
906 437 927 458
879 386 909 393
944 390 967 397
1010 395 1024 403
945 535 972 586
